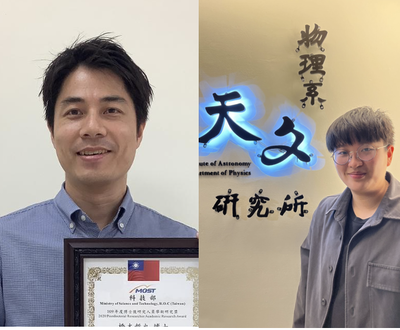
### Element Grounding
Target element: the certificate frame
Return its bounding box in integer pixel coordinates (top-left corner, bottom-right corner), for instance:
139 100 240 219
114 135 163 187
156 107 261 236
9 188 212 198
64 238 198 326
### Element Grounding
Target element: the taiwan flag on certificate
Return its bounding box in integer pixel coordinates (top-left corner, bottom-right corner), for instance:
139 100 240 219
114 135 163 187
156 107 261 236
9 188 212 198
128 260 160 281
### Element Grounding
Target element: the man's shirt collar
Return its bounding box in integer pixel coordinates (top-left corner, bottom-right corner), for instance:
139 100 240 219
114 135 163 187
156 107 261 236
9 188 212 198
53 183 135 234
328 172 400 225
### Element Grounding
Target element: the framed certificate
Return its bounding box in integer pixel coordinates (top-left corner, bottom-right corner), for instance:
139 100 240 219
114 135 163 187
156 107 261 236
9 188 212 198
64 238 198 327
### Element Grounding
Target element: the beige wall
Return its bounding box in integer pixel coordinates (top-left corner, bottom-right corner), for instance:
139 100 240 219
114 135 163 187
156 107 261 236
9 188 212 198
199 0 400 327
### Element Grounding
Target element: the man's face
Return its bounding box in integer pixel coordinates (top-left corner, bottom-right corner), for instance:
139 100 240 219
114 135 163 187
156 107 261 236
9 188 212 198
51 66 145 190
334 140 394 196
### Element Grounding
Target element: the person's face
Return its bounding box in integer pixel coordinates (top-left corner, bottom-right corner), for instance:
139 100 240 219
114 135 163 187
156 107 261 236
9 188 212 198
51 66 145 190
333 140 394 196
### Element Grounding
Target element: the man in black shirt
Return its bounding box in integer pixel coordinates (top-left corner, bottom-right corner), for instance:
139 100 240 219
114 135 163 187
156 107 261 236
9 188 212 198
293 106 400 327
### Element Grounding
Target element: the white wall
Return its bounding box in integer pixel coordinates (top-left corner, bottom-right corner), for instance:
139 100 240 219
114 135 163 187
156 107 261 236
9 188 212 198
0 0 198 230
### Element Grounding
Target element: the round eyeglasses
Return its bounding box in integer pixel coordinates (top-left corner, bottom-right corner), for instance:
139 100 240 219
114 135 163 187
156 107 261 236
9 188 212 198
332 144 389 165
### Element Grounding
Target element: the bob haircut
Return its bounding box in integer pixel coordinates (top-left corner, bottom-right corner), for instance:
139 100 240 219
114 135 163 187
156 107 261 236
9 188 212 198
326 106 394 153
40 35 153 133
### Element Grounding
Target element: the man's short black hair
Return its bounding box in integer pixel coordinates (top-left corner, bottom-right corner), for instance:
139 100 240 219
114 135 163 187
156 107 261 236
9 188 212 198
40 34 153 133
326 106 395 152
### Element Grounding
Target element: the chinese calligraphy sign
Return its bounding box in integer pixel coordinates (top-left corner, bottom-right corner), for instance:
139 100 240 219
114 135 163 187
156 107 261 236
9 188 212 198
199 84 324 177
296 24 328 110
212 189 308 220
